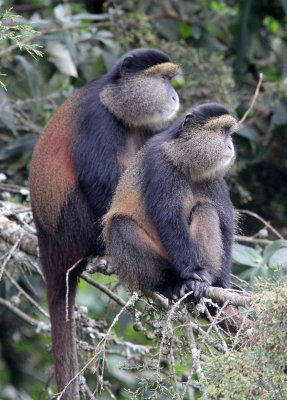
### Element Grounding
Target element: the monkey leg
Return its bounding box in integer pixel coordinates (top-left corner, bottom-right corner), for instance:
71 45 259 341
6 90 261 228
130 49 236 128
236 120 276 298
181 202 224 298
108 216 183 296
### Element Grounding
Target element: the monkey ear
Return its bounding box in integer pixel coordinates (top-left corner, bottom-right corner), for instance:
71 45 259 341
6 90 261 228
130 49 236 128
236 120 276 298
182 113 194 128
120 56 134 74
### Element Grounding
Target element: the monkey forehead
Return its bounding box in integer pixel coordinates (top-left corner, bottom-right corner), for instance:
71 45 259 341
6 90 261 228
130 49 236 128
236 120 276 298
204 114 238 134
143 62 181 77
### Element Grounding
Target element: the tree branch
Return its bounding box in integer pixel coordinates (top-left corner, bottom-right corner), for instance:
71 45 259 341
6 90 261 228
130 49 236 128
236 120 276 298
238 73 263 125
0 210 252 308
0 212 38 256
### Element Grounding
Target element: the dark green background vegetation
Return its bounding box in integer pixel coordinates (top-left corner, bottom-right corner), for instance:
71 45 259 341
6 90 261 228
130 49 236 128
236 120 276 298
0 1 287 399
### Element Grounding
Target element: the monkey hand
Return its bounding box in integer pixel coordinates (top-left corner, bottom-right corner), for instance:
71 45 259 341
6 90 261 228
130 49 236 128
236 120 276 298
179 262 201 280
179 270 212 299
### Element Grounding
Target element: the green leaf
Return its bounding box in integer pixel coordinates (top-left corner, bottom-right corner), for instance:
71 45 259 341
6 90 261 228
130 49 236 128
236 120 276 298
46 41 78 78
0 134 37 161
232 243 263 267
236 126 260 142
14 55 40 100
271 103 287 127
179 22 192 39
269 248 287 269
263 240 287 265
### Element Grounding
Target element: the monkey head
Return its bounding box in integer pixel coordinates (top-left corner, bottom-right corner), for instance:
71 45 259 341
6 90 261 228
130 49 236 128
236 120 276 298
163 103 238 181
100 48 181 131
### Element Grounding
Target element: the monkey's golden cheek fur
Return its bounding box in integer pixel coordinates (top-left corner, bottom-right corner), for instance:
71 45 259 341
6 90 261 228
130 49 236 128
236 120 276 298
29 95 78 233
103 189 169 261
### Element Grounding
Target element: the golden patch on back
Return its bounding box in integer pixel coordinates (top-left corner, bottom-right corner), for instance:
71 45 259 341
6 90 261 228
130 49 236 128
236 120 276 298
29 95 77 233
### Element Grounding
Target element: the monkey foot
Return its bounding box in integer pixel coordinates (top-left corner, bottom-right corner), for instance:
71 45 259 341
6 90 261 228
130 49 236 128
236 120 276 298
86 256 112 274
179 270 211 299
179 279 208 299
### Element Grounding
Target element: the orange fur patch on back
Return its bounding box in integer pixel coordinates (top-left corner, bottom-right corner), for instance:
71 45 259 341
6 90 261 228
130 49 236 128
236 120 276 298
104 189 169 260
29 94 78 233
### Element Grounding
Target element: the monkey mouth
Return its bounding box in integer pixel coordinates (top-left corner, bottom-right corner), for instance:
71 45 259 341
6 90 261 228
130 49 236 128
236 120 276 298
221 154 235 170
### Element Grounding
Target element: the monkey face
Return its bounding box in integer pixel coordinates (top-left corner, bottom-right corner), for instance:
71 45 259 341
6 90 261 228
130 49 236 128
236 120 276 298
163 110 238 181
100 62 180 131
131 69 180 130
202 114 237 177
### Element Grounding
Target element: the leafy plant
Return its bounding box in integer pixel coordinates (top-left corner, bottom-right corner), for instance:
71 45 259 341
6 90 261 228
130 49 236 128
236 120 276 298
232 241 287 282
0 8 44 90
201 276 287 400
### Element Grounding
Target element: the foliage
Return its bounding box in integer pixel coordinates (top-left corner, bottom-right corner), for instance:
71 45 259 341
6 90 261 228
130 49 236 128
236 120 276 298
232 240 287 281
201 277 287 399
0 0 287 399
0 8 43 90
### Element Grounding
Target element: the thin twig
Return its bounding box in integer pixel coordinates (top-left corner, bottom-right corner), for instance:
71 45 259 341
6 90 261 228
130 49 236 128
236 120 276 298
238 73 263 125
65 259 84 322
0 296 39 326
0 233 23 282
155 290 194 392
235 235 272 245
81 273 126 307
146 13 193 24
202 301 229 354
231 303 256 351
169 338 181 400
183 313 205 380
4 269 49 317
238 209 284 240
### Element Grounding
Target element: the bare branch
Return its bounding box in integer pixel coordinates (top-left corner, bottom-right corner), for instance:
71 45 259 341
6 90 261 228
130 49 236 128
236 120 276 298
238 73 263 125
204 286 251 308
0 212 38 256
235 234 272 245
81 273 126 307
4 268 49 317
0 233 23 281
0 296 40 326
238 209 284 240
66 259 84 322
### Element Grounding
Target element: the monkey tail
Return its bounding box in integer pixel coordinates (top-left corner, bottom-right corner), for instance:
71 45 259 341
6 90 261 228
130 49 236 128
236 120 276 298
37 228 81 400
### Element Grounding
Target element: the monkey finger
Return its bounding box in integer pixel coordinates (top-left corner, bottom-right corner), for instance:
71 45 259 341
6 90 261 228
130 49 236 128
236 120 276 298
185 279 208 299
201 274 212 285
193 280 202 299
193 269 212 285
190 272 203 281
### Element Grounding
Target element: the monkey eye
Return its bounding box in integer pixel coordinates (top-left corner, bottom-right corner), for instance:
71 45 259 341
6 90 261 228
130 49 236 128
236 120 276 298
218 129 224 136
161 75 171 83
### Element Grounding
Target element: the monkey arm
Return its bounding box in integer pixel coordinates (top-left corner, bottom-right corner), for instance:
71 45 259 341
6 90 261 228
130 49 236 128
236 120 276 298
143 155 201 280
208 179 234 289
76 104 127 216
